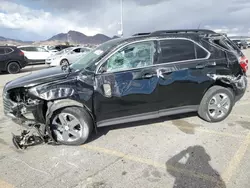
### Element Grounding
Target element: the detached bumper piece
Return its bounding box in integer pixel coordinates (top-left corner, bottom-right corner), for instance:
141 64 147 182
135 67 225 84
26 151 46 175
11 125 59 150
12 131 44 149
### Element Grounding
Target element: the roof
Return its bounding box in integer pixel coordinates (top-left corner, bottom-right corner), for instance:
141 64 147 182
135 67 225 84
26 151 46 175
110 29 217 46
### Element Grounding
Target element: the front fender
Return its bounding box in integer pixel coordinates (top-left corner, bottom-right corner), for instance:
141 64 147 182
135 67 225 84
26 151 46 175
45 99 94 125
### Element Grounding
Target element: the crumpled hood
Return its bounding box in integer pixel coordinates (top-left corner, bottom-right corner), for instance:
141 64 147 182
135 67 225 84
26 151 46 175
4 67 69 91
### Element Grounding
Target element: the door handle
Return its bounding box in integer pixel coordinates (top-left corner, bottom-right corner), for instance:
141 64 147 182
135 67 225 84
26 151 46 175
195 64 205 69
142 73 154 79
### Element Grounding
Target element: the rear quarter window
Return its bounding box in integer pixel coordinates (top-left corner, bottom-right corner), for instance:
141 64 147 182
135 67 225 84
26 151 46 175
5 47 13 54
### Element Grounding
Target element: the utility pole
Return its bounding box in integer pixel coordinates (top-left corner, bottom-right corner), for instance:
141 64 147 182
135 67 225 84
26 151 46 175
118 0 123 37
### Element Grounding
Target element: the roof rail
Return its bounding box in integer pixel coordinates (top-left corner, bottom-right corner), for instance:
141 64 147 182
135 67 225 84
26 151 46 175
150 29 216 36
132 32 151 36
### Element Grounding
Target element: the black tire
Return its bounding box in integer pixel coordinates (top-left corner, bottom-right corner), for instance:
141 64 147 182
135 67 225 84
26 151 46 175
198 86 234 122
50 107 93 145
60 59 69 66
7 62 20 74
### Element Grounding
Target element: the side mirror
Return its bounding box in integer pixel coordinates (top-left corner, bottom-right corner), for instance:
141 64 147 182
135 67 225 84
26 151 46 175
103 83 112 98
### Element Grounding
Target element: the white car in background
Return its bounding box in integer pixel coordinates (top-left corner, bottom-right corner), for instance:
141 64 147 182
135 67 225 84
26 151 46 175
45 46 91 66
40 45 58 53
18 46 55 64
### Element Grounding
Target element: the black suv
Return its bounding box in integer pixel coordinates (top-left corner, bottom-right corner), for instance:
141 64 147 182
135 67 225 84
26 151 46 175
3 29 248 147
0 46 28 74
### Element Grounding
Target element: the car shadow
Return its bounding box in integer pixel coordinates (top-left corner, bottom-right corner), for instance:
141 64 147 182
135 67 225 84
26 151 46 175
87 112 198 143
166 145 226 188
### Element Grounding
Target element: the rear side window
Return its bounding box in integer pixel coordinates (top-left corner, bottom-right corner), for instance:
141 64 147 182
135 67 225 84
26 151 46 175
158 39 208 64
195 45 207 59
36 47 47 52
73 48 81 53
5 47 13 54
0 48 5 55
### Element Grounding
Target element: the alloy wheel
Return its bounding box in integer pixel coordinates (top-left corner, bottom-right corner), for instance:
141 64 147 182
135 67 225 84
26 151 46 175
52 113 83 142
208 93 231 119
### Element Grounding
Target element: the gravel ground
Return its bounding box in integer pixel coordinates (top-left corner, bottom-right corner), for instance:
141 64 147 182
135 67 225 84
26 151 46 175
0 51 250 188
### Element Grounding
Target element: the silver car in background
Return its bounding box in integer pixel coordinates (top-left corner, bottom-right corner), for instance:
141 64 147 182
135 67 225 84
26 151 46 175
45 46 91 66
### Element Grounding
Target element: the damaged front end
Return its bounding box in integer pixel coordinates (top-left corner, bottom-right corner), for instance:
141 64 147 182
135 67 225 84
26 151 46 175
3 87 49 149
3 85 72 149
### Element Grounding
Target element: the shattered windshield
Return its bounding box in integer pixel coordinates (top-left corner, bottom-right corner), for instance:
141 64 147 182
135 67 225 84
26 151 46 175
70 38 123 72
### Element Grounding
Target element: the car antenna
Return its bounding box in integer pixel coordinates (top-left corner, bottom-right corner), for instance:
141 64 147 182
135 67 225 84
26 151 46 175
197 22 201 29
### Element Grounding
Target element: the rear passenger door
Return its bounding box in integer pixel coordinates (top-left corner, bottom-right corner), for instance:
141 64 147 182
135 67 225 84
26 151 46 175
156 38 215 111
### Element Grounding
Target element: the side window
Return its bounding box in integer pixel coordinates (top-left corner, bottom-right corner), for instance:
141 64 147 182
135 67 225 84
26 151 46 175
195 44 208 59
73 48 81 53
159 39 196 63
36 47 47 52
80 48 89 53
5 47 13 54
103 41 155 73
21 47 36 52
0 48 5 55
19 47 26 51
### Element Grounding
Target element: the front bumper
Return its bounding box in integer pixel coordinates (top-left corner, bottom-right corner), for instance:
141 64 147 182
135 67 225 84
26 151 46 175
3 91 39 128
45 59 60 67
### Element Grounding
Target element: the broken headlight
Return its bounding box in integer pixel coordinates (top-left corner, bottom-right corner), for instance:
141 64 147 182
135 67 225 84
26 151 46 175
29 86 74 100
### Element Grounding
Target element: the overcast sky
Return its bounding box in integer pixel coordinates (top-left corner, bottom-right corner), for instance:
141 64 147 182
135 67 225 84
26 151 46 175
0 0 250 41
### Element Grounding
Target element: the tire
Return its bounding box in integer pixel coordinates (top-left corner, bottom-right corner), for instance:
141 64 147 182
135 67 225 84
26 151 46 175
50 107 93 145
60 59 69 66
7 62 20 74
198 86 234 122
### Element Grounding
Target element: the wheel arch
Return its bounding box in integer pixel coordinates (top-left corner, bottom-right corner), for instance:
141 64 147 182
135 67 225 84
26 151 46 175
201 80 236 104
45 99 96 129
5 60 21 70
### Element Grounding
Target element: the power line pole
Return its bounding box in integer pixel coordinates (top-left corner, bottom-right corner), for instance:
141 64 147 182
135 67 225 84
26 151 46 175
118 0 123 37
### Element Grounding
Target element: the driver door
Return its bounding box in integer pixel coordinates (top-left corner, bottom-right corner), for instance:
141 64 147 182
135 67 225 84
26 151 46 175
94 41 160 127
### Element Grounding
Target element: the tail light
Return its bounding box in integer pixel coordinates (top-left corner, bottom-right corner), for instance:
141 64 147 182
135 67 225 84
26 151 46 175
19 51 24 56
239 56 248 72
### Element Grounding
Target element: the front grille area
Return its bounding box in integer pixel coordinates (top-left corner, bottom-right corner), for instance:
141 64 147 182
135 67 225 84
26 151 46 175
3 92 11 113
3 92 16 115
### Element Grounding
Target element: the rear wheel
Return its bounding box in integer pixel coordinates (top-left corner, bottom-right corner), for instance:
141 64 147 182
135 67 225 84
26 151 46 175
198 86 234 122
7 62 20 74
50 107 93 145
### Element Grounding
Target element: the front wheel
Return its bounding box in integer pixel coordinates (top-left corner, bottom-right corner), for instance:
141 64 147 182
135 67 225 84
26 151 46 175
50 107 93 145
198 86 234 122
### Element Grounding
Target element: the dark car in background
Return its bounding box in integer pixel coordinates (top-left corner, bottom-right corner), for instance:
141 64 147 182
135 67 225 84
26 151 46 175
231 39 248 49
3 29 248 147
0 46 28 74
